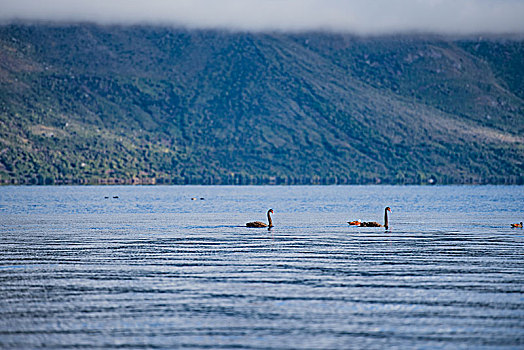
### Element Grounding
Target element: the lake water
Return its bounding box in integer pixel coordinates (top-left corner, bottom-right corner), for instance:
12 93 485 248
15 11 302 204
0 185 523 349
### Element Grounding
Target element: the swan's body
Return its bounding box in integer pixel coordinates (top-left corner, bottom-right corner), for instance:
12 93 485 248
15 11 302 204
360 221 382 227
246 209 274 228
511 222 523 228
350 207 391 230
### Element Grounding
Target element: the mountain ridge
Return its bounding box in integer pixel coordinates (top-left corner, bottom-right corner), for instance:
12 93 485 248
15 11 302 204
0 24 522 184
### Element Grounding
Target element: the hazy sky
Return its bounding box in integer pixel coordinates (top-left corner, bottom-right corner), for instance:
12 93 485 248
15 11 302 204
1 0 524 34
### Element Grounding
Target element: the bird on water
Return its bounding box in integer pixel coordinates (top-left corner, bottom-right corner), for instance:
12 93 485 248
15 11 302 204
246 209 274 228
349 207 391 230
511 222 523 228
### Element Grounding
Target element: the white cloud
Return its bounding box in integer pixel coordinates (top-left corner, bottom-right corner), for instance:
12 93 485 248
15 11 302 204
1 0 523 34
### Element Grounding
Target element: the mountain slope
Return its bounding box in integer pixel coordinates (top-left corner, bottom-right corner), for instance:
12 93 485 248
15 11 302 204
0 25 522 184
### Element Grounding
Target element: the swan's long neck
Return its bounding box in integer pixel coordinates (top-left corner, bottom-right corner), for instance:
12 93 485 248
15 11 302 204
267 211 273 227
384 209 389 230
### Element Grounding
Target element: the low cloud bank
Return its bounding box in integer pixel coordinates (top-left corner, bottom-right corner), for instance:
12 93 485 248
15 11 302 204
1 0 524 34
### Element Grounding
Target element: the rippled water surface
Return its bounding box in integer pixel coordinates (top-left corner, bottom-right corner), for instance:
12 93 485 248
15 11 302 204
1 185 523 349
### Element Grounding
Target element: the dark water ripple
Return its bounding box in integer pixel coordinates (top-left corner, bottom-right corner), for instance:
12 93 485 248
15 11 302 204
0 185 523 349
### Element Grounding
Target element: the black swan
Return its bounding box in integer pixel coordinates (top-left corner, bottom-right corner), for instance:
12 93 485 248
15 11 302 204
352 207 391 230
246 209 274 228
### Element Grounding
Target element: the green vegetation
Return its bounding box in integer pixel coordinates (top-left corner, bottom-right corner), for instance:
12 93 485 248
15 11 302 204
0 25 522 184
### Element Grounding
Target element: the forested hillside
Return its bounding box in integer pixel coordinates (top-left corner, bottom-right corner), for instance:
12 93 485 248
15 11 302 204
0 24 522 184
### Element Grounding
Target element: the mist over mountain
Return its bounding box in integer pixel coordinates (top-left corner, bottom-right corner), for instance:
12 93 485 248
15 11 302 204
2 0 524 35
0 24 523 184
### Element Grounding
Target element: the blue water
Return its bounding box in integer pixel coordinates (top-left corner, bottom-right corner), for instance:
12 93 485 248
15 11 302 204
0 185 523 349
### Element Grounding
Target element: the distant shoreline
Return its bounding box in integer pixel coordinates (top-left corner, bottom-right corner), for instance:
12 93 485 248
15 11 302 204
2 177 522 186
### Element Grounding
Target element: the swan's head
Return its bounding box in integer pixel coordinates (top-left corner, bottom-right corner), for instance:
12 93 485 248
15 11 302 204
385 207 391 212
268 209 274 214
